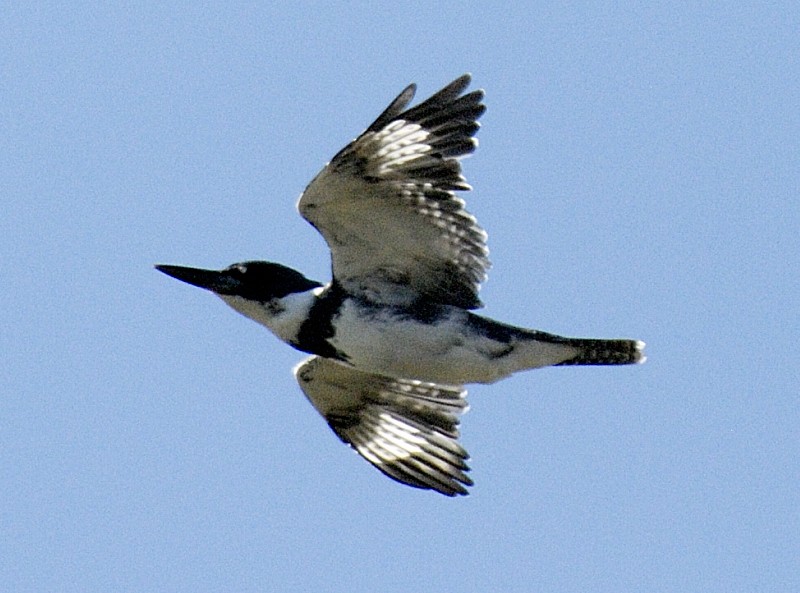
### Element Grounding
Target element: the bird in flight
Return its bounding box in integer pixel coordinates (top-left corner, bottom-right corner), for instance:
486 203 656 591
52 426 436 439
157 75 644 496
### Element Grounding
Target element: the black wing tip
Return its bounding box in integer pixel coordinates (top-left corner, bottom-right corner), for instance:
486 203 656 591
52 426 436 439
328 407 474 497
377 460 473 497
367 73 484 133
442 73 473 96
366 82 417 133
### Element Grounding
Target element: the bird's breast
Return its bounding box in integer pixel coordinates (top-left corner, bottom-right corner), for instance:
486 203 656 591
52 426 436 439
323 300 475 382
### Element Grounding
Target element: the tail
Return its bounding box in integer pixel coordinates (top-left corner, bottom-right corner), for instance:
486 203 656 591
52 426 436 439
555 338 646 366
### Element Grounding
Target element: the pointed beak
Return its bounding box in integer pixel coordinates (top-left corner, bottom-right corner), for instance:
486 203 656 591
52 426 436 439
155 264 240 294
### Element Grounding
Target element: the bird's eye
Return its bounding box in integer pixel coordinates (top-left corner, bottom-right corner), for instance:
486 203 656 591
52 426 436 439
226 263 248 275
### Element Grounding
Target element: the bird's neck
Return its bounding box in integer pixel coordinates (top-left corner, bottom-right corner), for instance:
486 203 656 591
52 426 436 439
218 286 326 344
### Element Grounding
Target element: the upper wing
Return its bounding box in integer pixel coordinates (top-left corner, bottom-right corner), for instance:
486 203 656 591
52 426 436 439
293 356 472 496
298 74 489 309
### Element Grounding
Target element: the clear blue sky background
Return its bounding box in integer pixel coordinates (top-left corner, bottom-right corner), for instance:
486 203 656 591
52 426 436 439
2 3 797 592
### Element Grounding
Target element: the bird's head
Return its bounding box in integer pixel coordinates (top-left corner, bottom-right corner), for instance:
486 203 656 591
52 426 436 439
155 261 322 301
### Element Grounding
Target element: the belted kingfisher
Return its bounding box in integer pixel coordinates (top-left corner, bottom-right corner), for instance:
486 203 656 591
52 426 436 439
157 75 645 496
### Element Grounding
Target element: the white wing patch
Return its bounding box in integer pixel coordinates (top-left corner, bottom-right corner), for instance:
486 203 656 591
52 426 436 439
294 356 472 496
371 121 432 174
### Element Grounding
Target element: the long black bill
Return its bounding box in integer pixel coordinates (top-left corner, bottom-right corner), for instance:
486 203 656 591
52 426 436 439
155 264 237 294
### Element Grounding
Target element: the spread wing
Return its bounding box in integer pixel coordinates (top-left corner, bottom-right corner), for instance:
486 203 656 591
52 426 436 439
298 74 489 309
293 356 472 496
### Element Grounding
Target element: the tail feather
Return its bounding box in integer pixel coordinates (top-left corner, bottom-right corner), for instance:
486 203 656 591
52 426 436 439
556 338 646 366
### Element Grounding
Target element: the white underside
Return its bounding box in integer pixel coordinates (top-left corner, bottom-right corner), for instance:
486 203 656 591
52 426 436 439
219 288 321 344
220 289 579 385
326 301 578 385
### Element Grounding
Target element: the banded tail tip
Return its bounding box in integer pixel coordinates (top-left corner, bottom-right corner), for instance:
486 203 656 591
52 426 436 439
635 340 646 364
558 338 646 366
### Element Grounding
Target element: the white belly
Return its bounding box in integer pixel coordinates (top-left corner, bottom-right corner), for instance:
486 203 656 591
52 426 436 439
326 301 575 385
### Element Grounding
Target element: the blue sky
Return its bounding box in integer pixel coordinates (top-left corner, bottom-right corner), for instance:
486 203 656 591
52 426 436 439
2 3 798 592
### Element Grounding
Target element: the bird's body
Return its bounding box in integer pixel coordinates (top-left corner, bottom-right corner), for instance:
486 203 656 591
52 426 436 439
157 75 645 496
215 277 636 385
